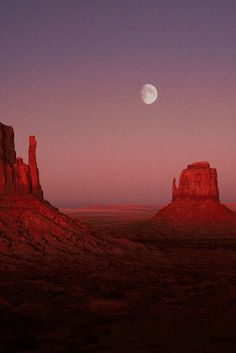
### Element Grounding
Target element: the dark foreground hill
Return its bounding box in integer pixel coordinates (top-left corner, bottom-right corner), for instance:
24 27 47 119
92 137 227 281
2 222 236 353
1 201 236 353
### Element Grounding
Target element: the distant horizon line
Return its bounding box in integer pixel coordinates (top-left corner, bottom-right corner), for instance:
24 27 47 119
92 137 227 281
58 201 236 209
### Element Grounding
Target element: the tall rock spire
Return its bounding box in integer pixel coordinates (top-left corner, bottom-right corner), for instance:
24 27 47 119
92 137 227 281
28 136 43 198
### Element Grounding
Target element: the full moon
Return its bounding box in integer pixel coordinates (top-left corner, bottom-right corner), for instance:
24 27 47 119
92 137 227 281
141 84 158 104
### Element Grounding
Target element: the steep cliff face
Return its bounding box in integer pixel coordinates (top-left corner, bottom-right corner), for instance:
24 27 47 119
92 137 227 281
14 158 31 194
172 161 219 201
154 161 236 226
0 123 16 193
0 123 43 198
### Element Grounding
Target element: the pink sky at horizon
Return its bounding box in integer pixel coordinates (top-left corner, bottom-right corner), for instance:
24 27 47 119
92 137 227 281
1 1 236 207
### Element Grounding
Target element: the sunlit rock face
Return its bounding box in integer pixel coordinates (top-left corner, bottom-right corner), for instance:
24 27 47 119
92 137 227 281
154 161 236 226
0 122 42 197
172 161 219 202
0 122 89 255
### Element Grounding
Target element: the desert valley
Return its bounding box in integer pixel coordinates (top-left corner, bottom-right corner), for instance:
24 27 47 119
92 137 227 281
1 1 236 352
0 122 236 353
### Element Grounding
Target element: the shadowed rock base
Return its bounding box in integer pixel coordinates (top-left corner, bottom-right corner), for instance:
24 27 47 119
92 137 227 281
154 199 236 226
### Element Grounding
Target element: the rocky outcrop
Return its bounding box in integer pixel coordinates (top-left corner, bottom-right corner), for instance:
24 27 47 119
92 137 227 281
154 161 236 226
0 123 16 193
0 123 43 198
14 158 31 194
28 136 43 198
172 161 219 201
0 122 90 253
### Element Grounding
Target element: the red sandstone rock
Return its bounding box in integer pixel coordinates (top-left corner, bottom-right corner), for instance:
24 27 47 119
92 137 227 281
0 123 16 193
154 161 236 225
0 122 16 164
172 161 219 201
0 122 90 248
0 123 43 198
28 136 43 198
14 158 31 194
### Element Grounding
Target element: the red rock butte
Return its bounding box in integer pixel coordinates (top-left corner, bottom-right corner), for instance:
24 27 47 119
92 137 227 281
154 161 236 225
172 161 219 202
0 122 43 197
0 122 88 247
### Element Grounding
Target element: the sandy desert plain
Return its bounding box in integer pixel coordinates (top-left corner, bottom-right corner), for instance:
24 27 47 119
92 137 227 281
1 202 236 353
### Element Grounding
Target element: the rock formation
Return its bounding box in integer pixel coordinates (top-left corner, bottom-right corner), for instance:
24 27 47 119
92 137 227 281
154 161 236 226
0 122 43 197
28 136 43 198
0 123 16 193
172 161 219 201
0 122 89 253
14 157 31 194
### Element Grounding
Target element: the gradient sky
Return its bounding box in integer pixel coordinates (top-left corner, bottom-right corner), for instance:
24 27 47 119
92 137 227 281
1 1 236 206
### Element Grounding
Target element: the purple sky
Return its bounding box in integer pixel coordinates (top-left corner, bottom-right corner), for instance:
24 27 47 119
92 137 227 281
1 1 236 206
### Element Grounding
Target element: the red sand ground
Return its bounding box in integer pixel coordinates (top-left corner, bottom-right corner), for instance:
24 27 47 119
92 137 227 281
60 204 162 225
61 203 236 225
1 204 236 353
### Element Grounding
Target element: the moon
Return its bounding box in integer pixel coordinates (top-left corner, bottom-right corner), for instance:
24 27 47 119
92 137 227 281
141 84 158 104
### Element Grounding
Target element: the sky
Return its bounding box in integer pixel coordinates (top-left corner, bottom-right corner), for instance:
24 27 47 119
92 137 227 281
0 0 236 206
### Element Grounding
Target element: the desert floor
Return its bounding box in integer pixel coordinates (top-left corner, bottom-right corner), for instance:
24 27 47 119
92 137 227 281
1 205 236 353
